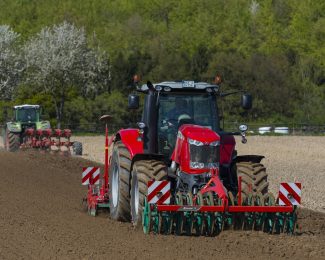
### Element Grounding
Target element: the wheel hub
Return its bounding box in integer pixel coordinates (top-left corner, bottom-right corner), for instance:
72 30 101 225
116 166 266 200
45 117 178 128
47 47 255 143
111 162 119 208
132 173 140 222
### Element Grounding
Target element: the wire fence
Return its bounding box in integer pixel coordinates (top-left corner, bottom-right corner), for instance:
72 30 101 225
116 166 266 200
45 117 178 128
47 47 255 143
1 122 325 135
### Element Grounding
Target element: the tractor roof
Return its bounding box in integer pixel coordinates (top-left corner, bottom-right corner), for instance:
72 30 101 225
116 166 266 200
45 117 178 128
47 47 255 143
14 104 40 109
138 81 220 93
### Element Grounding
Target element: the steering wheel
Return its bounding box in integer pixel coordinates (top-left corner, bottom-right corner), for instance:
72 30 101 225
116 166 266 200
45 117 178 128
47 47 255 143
161 114 193 131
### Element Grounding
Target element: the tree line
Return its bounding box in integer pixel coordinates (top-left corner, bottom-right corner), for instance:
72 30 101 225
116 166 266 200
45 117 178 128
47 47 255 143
0 0 324 129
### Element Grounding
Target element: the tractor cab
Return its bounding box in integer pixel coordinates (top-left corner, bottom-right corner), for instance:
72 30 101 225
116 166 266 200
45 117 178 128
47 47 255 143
129 81 221 156
128 80 252 193
5 104 51 139
13 104 40 123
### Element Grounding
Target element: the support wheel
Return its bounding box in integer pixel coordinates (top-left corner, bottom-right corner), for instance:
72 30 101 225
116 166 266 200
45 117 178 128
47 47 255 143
173 192 184 235
109 141 132 221
130 160 167 228
72 141 83 155
142 197 151 234
192 193 204 236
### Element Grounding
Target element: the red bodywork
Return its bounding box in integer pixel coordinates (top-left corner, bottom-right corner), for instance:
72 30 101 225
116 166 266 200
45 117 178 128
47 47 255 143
172 124 235 174
115 125 235 174
116 129 143 157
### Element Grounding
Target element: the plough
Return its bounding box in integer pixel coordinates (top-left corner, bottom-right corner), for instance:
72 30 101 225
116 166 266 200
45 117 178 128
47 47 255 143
21 128 74 152
4 104 82 155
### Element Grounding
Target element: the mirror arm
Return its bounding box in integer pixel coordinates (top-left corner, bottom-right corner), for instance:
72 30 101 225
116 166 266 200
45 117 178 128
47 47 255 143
240 130 247 144
220 90 245 97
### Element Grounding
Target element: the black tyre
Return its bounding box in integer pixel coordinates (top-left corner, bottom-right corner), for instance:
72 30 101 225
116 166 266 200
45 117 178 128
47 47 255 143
236 162 268 196
6 130 20 152
72 141 83 155
109 141 132 221
130 160 167 228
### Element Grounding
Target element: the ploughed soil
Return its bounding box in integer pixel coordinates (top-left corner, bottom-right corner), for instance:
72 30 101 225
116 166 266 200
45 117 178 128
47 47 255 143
0 151 324 259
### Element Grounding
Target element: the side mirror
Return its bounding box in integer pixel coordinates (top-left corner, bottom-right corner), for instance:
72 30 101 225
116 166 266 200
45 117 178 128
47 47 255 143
241 94 252 110
128 94 139 109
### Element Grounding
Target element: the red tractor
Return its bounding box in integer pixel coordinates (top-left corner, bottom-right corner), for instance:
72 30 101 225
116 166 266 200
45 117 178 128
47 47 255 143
85 80 300 235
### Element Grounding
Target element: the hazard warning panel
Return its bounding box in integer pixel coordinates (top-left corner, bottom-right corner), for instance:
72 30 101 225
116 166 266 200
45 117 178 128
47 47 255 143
82 167 100 185
279 182 301 206
147 180 171 205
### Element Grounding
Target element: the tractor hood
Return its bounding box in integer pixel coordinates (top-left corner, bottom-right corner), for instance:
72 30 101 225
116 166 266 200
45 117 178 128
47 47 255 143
172 124 221 175
179 124 220 143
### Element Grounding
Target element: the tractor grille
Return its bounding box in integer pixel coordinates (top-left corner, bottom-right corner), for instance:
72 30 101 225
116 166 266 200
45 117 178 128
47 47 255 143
189 143 220 168
22 123 36 131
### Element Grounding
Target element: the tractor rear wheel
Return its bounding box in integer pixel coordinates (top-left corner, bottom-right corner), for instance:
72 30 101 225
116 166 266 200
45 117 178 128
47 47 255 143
6 131 20 152
109 141 132 221
130 160 168 228
236 162 268 196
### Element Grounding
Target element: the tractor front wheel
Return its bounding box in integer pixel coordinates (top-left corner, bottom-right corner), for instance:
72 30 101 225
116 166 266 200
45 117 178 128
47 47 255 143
109 141 132 221
236 161 268 196
130 160 168 228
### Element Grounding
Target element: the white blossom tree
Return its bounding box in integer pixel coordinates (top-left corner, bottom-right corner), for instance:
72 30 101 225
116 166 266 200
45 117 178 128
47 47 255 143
24 21 110 128
0 25 23 100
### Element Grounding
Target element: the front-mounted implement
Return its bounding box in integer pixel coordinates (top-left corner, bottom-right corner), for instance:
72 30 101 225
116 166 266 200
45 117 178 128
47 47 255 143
142 171 301 235
82 79 301 236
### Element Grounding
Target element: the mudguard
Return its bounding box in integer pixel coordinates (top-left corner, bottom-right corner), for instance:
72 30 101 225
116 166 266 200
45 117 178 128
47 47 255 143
6 122 22 133
233 155 265 163
36 121 51 130
115 129 165 168
115 129 144 158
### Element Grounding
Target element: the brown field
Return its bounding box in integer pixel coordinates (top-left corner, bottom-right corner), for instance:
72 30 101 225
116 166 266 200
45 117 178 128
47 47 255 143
0 149 324 259
73 135 325 213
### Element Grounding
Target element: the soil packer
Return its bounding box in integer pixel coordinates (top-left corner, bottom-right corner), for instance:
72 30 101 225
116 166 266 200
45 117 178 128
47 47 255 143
83 80 301 236
3 104 82 155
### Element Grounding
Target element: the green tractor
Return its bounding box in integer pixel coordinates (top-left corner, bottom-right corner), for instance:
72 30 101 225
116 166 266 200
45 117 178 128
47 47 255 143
3 104 82 155
3 104 51 151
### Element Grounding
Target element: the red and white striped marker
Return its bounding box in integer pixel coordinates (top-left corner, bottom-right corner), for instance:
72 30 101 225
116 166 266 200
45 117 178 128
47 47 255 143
82 167 100 185
147 180 171 205
279 182 301 206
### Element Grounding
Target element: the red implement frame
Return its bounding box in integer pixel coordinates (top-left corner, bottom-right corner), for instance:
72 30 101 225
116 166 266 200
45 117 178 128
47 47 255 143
86 116 113 214
154 169 295 214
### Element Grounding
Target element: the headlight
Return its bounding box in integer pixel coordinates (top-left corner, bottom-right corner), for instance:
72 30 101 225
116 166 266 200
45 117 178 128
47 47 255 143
188 138 204 146
190 162 205 169
209 141 220 146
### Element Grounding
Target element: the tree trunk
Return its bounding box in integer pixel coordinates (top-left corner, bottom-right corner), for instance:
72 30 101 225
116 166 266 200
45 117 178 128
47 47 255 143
53 95 65 129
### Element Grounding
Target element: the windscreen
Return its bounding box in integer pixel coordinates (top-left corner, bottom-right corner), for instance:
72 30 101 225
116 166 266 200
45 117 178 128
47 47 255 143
17 108 38 122
157 93 219 156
